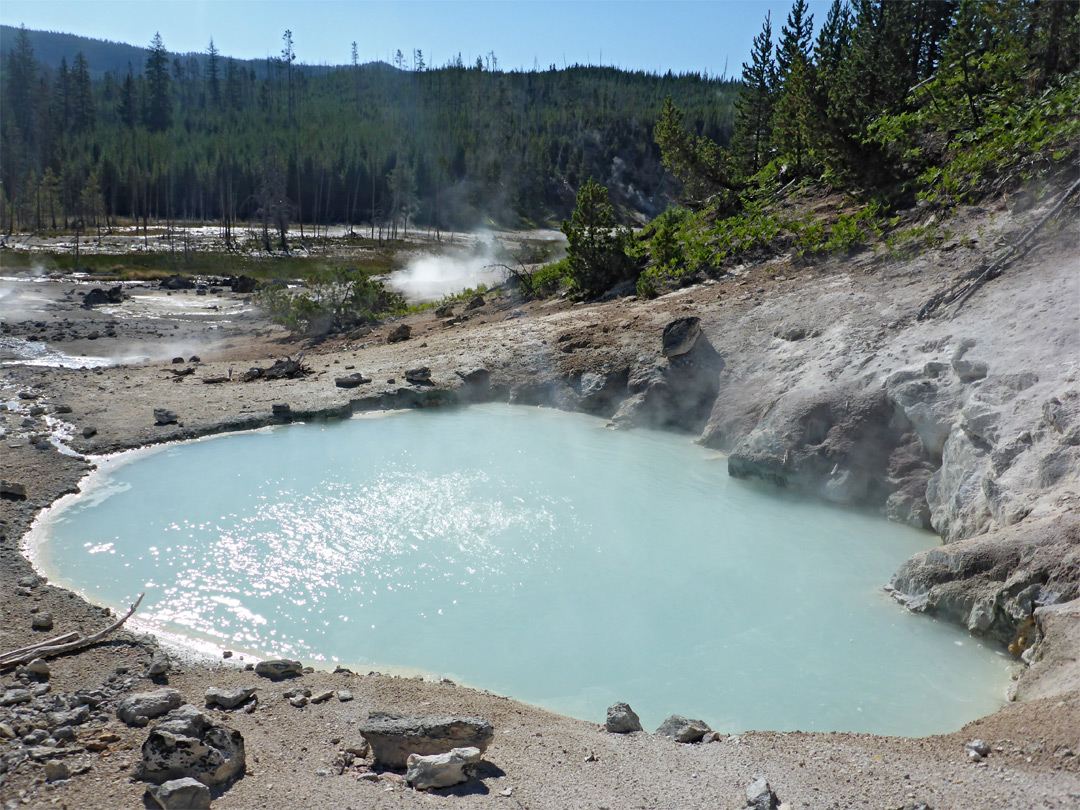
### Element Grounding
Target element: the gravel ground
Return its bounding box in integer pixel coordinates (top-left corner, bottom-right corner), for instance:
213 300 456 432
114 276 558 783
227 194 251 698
1 195 1078 809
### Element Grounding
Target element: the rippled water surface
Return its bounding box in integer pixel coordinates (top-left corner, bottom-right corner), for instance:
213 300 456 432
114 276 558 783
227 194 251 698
33 405 1010 734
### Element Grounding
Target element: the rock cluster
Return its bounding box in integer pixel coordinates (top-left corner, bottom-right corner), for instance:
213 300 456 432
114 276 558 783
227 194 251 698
359 712 493 769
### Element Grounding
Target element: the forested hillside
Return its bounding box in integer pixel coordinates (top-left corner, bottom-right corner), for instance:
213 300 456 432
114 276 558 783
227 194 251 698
627 0 1080 296
0 25 737 236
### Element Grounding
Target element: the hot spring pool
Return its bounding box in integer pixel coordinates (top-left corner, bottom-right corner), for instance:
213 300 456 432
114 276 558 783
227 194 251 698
30 404 1010 734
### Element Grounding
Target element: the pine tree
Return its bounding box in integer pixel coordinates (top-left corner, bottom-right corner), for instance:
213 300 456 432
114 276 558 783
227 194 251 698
776 0 814 81
72 53 95 132
731 12 778 175
144 32 172 132
560 177 635 297
206 39 221 107
5 25 38 142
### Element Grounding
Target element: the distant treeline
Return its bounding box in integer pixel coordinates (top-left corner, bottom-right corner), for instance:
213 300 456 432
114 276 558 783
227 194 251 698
0 25 738 238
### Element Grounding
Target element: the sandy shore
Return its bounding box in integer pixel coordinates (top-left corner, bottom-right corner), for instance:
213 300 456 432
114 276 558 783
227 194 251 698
1 199 1078 808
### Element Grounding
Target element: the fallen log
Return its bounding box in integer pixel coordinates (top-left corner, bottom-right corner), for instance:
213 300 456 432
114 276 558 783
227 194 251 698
918 174 1080 320
0 593 145 669
0 632 79 666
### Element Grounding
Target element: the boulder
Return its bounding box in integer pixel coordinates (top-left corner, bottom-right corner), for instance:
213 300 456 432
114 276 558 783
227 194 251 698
230 275 258 294
746 776 780 810
662 316 702 357
359 712 494 769
81 288 111 307
154 408 179 426
655 715 711 743
386 324 411 344
254 659 302 680
31 612 54 630
406 747 481 790
135 705 245 786
404 366 432 384
160 274 195 290
117 688 183 727
465 294 485 310
205 687 257 710
605 702 642 733
147 777 212 810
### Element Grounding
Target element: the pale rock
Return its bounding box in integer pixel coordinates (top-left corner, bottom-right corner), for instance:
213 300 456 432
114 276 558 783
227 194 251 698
117 688 183 726
31 612 54 630
25 658 50 678
746 776 779 810
360 712 494 768
147 776 212 809
44 759 71 782
405 746 481 790
310 690 334 704
336 690 354 702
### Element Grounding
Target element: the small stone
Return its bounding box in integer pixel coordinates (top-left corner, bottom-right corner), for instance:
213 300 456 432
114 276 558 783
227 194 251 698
965 739 991 762
54 404 73 414
147 651 170 677
153 408 179 425
289 695 309 708
746 776 779 810
335 373 372 388
655 715 712 744
25 658 50 678
406 746 481 790
271 403 291 415
404 366 432 384
32 612 54 630
222 650 233 659
345 741 369 758
44 759 71 782
147 777 212 810
47 706 90 727
386 324 411 344
336 690 353 702
0 688 32 706
310 690 334 704
0 723 15 739
171 357 185 364
605 702 643 734
254 659 303 680
188 356 201 363
205 686 257 710
701 731 723 743
82 426 97 438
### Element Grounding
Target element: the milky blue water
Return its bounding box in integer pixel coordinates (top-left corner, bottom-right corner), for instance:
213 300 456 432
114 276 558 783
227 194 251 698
33 404 1010 734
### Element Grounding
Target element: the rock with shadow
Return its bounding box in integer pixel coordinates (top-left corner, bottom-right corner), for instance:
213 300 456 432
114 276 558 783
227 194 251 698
610 316 725 432
360 712 493 769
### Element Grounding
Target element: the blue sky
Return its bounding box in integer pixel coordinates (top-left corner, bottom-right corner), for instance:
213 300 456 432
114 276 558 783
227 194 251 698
1 0 829 76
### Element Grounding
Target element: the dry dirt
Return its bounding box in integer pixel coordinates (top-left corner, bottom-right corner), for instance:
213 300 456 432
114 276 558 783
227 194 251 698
1 191 1078 809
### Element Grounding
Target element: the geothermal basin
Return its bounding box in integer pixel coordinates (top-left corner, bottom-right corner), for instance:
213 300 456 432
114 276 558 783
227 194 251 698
29 404 1011 735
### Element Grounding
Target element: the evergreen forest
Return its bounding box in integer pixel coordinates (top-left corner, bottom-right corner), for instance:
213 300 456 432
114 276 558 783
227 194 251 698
0 23 736 237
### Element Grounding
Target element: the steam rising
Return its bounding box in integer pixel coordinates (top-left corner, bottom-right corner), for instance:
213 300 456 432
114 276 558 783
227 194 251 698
388 243 507 303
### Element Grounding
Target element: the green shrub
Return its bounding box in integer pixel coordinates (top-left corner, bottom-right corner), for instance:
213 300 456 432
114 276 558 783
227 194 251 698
256 267 406 335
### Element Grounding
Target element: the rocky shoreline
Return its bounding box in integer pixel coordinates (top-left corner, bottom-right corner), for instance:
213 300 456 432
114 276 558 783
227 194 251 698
1 193 1078 807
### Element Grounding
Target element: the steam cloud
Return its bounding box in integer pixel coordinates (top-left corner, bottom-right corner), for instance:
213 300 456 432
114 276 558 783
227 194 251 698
388 242 508 303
